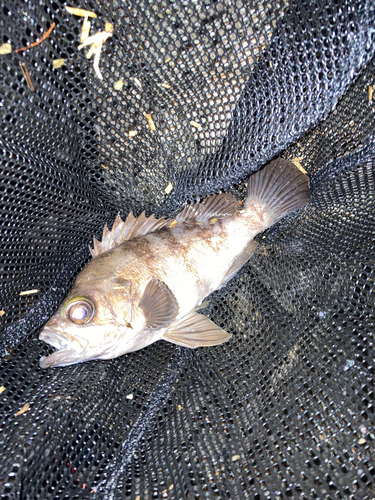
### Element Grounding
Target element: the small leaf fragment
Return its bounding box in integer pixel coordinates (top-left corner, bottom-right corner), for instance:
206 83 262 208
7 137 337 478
0 43 12 55
53 58 66 69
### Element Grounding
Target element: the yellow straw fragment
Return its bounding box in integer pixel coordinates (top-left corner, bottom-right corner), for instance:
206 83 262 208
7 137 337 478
291 157 307 174
0 386 6 394
145 113 156 131
369 85 373 102
81 16 91 43
129 130 138 138
19 289 39 296
190 120 202 129
0 311 4 317
15 403 30 416
65 6 97 18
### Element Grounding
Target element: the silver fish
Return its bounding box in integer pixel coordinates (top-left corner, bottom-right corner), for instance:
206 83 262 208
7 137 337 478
39 158 310 368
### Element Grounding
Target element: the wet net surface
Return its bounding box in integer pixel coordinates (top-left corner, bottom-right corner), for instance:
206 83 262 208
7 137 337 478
0 0 374 498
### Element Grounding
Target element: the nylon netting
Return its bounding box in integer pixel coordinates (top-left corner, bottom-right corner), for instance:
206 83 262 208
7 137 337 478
0 0 374 499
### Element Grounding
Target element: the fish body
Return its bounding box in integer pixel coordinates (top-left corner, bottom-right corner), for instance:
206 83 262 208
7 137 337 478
39 159 310 368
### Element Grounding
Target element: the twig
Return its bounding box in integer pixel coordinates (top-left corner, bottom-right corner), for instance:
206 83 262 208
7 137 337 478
15 22 56 53
19 62 35 91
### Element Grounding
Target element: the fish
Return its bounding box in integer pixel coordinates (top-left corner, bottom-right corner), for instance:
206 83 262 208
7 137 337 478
39 158 310 368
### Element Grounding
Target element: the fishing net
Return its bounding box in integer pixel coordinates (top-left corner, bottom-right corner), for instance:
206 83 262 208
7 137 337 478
0 0 374 498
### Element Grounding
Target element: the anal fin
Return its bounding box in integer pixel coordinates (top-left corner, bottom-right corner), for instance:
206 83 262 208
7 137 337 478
163 312 232 348
219 240 258 287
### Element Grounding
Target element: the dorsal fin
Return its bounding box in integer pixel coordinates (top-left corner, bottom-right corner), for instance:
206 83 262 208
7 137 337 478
176 193 239 223
90 212 172 257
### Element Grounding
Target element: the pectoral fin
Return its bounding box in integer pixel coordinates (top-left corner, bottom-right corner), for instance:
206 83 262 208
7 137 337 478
139 278 178 329
163 312 232 348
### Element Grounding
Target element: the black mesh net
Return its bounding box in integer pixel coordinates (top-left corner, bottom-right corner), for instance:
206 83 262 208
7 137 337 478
0 0 374 498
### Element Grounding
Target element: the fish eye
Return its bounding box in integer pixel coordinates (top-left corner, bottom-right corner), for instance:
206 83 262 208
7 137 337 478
65 297 95 325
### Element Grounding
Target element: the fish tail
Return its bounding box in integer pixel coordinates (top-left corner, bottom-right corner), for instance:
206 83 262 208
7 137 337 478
245 158 311 226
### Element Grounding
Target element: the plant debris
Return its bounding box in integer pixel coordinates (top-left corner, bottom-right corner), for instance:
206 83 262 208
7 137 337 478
291 157 307 174
19 289 39 296
81 16 91 43
0 43 11 55
65 6 97 18
0 311 4 317
145 113 156 131
78 24 113 80
190 120 202 129
53 58 66 69
159 83 171 89
0 386 6 394
19 62 35 91
164 182 173 194
15 402 30 416
16 22 56 53
129 130 138 138
114 79 124 90
369 85 373 102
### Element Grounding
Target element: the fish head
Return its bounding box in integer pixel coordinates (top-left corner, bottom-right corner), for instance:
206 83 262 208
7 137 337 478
39 273 148 368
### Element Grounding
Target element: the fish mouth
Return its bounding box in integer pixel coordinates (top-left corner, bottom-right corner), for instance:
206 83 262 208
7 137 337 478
39 329 88 369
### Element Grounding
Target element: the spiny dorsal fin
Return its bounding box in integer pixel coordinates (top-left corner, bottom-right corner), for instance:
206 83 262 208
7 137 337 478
176 193 238 223
90 212 172 257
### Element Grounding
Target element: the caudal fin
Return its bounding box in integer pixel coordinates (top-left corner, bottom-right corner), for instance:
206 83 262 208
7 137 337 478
245 158 311 225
